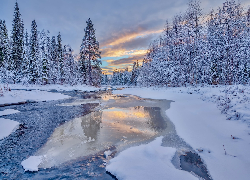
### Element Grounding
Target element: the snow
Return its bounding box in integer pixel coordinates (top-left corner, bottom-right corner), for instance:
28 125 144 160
0 109 20 116
0 118 19 140
106 136 198 180
0 89 70 105
21 156 43 171
2 83 101 92
104 150 112 159
113 85 250 180
0 83 104 105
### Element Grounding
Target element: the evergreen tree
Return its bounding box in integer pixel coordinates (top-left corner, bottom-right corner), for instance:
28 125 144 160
21 29 30 84
0 20 10 83
50 36 58 84
10 2 24 83
57 32 64 84
39 30 50 84
79 18 101 86
29 20 39 84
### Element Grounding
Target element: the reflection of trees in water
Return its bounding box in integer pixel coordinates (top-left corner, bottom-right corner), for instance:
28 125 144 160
81 111 102 140
143 107 167 131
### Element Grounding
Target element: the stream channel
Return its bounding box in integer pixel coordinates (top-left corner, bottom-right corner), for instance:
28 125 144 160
0 89 211 179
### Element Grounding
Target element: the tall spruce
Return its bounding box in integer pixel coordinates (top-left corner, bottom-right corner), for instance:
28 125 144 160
29 20 39 84
0 20 10 83
57 32 64 84
21 29 30 84
10 2 24 83
79 18 101 86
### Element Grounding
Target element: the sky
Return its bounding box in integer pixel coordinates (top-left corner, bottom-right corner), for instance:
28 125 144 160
0 0 250 74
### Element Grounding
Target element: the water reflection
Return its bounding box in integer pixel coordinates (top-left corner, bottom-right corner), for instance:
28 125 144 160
81 111 102 141
36 94 171 168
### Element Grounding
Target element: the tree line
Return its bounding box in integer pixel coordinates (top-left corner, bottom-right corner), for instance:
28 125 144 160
0 2 102 86
109 0 250 87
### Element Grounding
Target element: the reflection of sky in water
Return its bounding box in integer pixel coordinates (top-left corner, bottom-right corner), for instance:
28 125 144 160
36 95 169 168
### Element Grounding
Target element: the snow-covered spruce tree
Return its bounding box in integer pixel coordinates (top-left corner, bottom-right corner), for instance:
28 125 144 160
184 0 203 85
0 20 10 83
131 60 140 86
79 18 101 86
39 30 50 85
21 29 30 84
10 2 24 83
29 20 39 84
101 73 109 85
49 36 58 84
63 45 78 85
57 32 64 84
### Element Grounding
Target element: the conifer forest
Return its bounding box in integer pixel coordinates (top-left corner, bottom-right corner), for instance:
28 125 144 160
0 2 102 86
1 1 250 179
1 1 250 87
108 1 250 87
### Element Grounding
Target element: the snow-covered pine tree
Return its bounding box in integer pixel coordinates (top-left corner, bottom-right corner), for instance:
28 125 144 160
57 32 64 84
0 20 10 83
63 45 77 85
10 2 24 83
49 36 58 84
79 18 101 86
131 60 140 86
21 30 30 84
39 30 50 85
29 20 39 84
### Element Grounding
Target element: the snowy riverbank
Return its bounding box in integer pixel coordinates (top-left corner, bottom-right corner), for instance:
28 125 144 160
110 85 250 180
0 84 100 141
0 84 102 106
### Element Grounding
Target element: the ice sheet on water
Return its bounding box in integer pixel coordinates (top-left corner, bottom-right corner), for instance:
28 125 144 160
0 109 20 116
21 156 43 171
106 136 198 180
0 118 19 140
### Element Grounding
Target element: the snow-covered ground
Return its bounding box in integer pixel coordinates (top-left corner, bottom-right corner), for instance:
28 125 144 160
0 83 101 105
0 83 100 141
106 136 198 180
1 83 249 179
1 83 101 92
110 85 250 180
0 109 20 140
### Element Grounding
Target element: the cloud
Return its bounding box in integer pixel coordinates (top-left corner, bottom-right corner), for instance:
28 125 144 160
2 0 250 73
109 54 145 66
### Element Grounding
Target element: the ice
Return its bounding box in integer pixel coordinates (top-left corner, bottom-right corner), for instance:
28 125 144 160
0 118 19 140
21 156 43 171
106 136 198 180
0 109 20 116
104 150 112 159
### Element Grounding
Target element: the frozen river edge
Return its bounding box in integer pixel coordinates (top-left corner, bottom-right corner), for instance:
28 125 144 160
112 87 250 180
1 88 210 180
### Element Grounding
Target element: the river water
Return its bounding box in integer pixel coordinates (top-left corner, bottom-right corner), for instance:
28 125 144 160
36 92 173 169
0 89 211 179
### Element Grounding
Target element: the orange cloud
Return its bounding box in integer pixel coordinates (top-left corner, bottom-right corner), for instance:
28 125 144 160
102 48 147 58
102 29 163 47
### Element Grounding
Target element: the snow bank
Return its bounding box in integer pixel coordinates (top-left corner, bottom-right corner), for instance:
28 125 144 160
113 86 250 180
0 89 70 105
21 156 43 171
106 136 198 180
0 83 104 105
0 118 19 140
0 109 20 116
3 83 101 92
